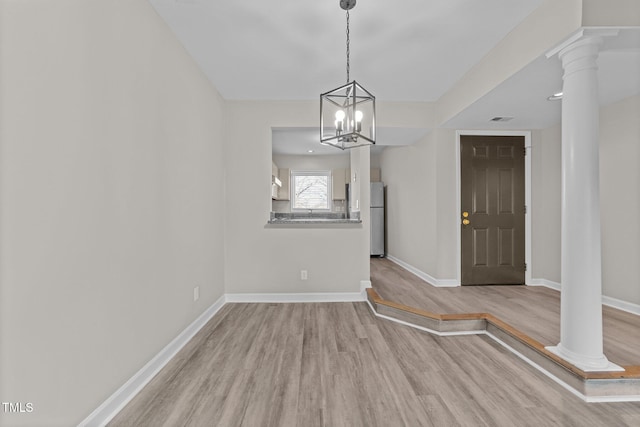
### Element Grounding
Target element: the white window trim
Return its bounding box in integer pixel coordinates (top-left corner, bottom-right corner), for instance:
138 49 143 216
290 170 332 212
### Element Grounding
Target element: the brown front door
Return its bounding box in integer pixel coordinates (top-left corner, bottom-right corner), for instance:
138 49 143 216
461 135 525 285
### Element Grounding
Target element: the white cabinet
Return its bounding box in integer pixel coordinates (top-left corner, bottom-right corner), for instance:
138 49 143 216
271 162 290 200
276 168 290 200
332 168 350 200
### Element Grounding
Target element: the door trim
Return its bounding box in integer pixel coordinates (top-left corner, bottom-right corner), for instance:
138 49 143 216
455 130 532 286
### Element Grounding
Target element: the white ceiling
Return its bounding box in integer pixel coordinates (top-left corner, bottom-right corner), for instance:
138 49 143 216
150 0 543 101
150 0 640 150
444 28 640 130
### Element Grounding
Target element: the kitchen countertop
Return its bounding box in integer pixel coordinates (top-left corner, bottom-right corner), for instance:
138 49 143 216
267 212 361 225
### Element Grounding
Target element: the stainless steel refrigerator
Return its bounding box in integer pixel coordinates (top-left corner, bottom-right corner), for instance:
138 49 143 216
370 182 385 256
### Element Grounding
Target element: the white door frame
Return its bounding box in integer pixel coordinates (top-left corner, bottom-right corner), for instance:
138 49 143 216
455 130 532 285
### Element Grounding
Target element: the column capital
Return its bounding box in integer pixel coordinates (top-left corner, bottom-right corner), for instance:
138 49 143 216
559 35 603 79
545 28 619 59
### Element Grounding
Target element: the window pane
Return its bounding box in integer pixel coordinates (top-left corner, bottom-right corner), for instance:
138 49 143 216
293 175 329 209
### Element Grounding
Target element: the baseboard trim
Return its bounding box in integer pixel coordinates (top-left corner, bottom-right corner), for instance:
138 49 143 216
78 294 226 427
382 261 639 316
386 254 459 287
530 279 640 316
365 299 485 337
529 278 561 291
602 295 640 316
360 280 372 300
225 291 366 303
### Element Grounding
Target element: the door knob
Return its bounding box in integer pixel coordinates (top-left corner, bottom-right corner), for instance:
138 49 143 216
462 211 469 218
462 219 470 225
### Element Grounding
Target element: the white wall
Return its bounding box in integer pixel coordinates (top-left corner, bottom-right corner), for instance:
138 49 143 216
273 154 350 171
380 135 438 275
582 0 640 26
600 94 640 304
224 101 432 295
383 99 640 306
434 129 459 279
531 125 562 283
0 1 226 425
528 94 640 305
351 145 372 279
224 101 370 294
379 128 458 281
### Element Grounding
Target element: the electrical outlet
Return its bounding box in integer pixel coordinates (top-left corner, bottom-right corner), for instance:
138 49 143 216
300 270 308 280
193 286 200 302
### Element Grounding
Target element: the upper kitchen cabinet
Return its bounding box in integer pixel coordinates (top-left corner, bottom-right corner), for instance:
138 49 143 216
276 168 290 200
271 161 290 200
332 168 349 200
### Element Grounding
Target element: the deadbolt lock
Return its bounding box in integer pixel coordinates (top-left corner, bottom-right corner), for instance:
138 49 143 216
462 219 470 226
462 211 469 218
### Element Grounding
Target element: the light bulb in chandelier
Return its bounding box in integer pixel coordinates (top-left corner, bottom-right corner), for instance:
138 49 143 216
335 110 345 133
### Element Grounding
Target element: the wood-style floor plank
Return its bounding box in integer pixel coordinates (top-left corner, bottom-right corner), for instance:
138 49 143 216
109 301 640 426
371 257 640 366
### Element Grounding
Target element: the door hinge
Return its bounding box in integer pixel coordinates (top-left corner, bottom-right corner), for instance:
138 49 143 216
524 147 527 156
524 263 527 272
524 205 527 214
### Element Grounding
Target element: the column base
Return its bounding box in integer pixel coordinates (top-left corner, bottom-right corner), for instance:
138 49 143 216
546 344 624 372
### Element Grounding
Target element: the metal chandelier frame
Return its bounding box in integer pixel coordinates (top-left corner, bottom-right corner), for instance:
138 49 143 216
320 0 376 150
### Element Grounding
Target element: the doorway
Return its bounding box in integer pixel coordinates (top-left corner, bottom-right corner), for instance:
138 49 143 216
460 135 525 285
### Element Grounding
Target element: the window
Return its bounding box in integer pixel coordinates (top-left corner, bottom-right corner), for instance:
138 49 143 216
291 170 332 211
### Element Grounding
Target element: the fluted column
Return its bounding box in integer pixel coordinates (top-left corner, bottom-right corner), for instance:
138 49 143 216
546 34 622 372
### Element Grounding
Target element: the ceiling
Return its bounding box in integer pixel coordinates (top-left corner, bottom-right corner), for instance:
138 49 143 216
272 127 430 156
150 0 543 101
150 0 640 151
444 28 640 130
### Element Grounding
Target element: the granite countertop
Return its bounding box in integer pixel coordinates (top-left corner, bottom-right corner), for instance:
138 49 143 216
268 212 361 225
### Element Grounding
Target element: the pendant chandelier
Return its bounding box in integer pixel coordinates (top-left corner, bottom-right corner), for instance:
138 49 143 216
320 0 376 150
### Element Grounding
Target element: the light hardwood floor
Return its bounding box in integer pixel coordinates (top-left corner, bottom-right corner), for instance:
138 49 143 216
371 257 640 366
109 301 640 426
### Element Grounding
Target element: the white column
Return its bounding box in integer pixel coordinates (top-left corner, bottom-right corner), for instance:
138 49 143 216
546 34 621 372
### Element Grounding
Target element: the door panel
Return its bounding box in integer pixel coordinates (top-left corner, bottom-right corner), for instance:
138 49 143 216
498 227 514 266
461 135 525 285
473 168 489 214
473 228 489 266
498 169 514 214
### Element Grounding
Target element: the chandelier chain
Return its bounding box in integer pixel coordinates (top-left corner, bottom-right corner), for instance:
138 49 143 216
346 10 350 83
